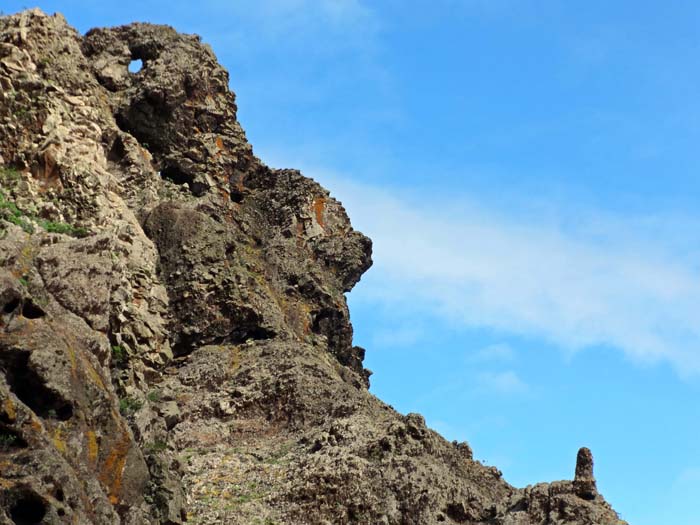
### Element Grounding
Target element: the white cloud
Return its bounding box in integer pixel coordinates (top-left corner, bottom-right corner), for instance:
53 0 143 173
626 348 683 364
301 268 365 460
370 322 426 348
311 174 700 376
477 370 530 395
467 343 516 363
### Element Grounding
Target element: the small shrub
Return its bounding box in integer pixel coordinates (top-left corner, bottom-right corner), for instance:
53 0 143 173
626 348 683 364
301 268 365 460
38 220 88 238
0 190 33 233
7 214 34 233
0 166 22 181
144 440 168 454
119 396 143 416
111 345 127 366
146 390 161 403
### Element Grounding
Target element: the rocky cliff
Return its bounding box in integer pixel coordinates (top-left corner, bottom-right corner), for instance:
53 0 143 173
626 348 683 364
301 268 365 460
0 9 626 525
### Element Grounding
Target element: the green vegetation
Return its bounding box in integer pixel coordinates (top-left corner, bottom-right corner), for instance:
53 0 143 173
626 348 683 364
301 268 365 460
18 276 28 288
144 440 168 454
118 396 143 416
37 219 88 238
147 389 162 403
0 166 22 182
0 189 34 233
230 482 267 506
263 441 295 465
0 432 18 450
1 169 88 238
111 345 127 366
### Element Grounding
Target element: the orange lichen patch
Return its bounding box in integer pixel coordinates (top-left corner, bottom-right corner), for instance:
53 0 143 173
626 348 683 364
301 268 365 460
218 187 231 204
140 147 151 161
53 426 67 454
28 416 42 432
1 397 16 423
99 426 131 505
215 136 224 150
312 197 326 229
86 430 99 464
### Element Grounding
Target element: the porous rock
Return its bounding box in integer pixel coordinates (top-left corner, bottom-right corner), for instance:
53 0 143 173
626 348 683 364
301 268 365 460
0 9 626 524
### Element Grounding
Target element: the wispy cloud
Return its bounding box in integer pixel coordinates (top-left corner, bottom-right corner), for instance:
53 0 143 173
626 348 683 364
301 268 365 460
311 173 700 377
477 370 530 395
198 0 378 52
370 322 427 348
467 343 516 363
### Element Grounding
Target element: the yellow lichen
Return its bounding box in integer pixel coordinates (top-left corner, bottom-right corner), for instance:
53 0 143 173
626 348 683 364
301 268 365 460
87 430 99 464
65 345 78 375
2 397 16 423
81 357 106 390
53 426 67 454
229 347 241 372
0 477 16 490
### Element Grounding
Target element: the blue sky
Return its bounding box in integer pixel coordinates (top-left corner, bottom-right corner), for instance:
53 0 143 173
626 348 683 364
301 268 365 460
6 2 700 523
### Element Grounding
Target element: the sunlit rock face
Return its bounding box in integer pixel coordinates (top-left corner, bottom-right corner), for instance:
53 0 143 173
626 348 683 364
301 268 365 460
0 9 624 524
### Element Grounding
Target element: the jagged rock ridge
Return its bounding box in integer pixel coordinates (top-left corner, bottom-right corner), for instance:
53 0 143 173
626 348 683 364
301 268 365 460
0 9 626 525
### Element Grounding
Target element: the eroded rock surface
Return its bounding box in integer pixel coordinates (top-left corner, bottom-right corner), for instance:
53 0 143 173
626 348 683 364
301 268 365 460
0 9 626 525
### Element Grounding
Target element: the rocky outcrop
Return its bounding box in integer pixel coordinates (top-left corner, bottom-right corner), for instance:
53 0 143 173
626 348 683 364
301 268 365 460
0 9 626 524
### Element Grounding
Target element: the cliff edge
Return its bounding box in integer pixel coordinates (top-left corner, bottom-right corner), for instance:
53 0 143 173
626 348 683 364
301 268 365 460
0 9 626 525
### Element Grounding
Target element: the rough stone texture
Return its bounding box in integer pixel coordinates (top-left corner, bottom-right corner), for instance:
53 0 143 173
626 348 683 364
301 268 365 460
574 447 597 501
0 9 627 525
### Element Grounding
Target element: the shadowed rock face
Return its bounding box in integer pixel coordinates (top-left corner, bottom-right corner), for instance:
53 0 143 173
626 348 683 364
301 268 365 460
0 9 625 525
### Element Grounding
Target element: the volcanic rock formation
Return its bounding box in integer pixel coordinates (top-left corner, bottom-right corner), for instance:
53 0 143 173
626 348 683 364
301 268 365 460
0 9 627 525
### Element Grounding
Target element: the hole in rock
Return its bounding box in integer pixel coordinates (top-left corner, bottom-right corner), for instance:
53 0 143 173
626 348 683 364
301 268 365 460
107 136 126 163
160 165 192 186
0 351 73 421
229 187 244 203
444 503 469 523
171 326 274 358
230 326 275 344
113 108 167 156
9 490 47 525
3 298 20 315
128 59 143 74
160 165 208 196
0 425 28 450
21 301 45 319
